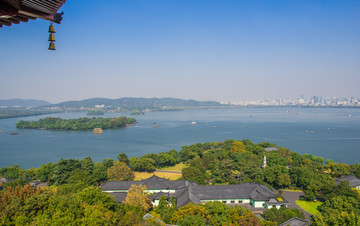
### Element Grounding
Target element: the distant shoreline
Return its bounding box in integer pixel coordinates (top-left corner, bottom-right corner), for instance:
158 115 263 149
1 105 359 120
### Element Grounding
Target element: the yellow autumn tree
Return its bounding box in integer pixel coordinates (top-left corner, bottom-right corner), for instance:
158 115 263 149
125 184 151 212
107 161 134 181
231 141 246 154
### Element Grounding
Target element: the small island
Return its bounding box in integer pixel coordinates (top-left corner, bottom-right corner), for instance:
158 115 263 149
87 110 105 116
130 111 145 115
16 116 136 131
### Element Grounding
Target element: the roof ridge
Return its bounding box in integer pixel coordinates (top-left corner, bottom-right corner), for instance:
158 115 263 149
143 175 171 188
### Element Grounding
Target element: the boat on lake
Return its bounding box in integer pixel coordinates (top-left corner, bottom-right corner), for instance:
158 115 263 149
10 132 19 135
93 128 103 134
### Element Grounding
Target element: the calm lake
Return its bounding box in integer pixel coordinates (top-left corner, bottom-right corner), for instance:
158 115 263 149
0 107 360 169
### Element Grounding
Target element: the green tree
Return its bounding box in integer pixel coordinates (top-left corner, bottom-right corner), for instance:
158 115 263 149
91 163 107 185
176 214 206 226
263 207 305 225
204 201 230 225
117 152 130 165
80 157 95 174
77 187 118 211
182 166 206 184
35 163 54 182
277 173 292 188
107 161 134 181
130 157 156 172
0 164 23 179
51 159 81 185
102 158 114 169
158 153 176 167
171 203 211 224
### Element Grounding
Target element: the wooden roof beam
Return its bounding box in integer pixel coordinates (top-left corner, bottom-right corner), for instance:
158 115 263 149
14 14 30 22
18 13 37 20
0 19 12 26
6 17 20 24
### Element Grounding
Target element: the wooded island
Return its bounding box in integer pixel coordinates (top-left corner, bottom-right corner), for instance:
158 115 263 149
16 116 136 131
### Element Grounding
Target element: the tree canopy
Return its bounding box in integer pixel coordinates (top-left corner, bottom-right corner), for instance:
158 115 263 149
16 116 136 131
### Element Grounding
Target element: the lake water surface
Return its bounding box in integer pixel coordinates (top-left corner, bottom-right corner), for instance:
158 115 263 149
0 107 360 169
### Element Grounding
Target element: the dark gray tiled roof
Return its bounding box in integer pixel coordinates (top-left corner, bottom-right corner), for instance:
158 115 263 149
266 197 289 205
101 175 194 191
142 175 174 189
101 181 143 190
336 175 360 188
175 186 200 207
149 192 173 201
142 175 194 190
250 184 277 201
108 192 127 203
279 217 309 226
189 183 276 201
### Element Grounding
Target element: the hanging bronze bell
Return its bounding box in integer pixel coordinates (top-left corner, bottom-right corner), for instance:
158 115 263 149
48 42 56 50
48 24 55 33
48 33 55 42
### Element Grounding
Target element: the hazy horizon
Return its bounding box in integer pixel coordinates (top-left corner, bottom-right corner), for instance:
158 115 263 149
1 0 360 103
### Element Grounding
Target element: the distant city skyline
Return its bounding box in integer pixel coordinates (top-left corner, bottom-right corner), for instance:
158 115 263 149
222 95 360 107
1 0 360 103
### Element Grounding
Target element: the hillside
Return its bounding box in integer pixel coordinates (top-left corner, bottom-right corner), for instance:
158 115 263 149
0 99 51 107
49 97 223 109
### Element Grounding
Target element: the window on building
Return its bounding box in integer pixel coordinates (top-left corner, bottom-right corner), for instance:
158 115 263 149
238 200 242 203
273 205 276 208
230 201 235 203
222 201 226 203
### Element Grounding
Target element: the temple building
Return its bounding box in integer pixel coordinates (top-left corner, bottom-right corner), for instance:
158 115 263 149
101 175 289 209
0 0 66 27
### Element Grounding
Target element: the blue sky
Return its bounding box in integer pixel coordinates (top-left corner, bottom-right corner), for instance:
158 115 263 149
1 0 359 103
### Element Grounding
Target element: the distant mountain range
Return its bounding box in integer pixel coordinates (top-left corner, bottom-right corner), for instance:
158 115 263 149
0 99 51 107
49 97 223 109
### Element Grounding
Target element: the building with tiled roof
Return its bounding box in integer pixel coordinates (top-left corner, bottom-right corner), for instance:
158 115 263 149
101 175 289 209
279 217 309 226
0 0 66 28
335 175 360 189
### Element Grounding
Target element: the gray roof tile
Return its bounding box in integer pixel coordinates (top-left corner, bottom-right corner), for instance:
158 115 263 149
336 175 360 188
279 217 309 226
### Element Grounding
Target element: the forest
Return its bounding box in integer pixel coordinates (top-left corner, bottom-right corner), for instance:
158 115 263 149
0 108 62 119
1 139 360 225
87 110 105 116
15 116 136 131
